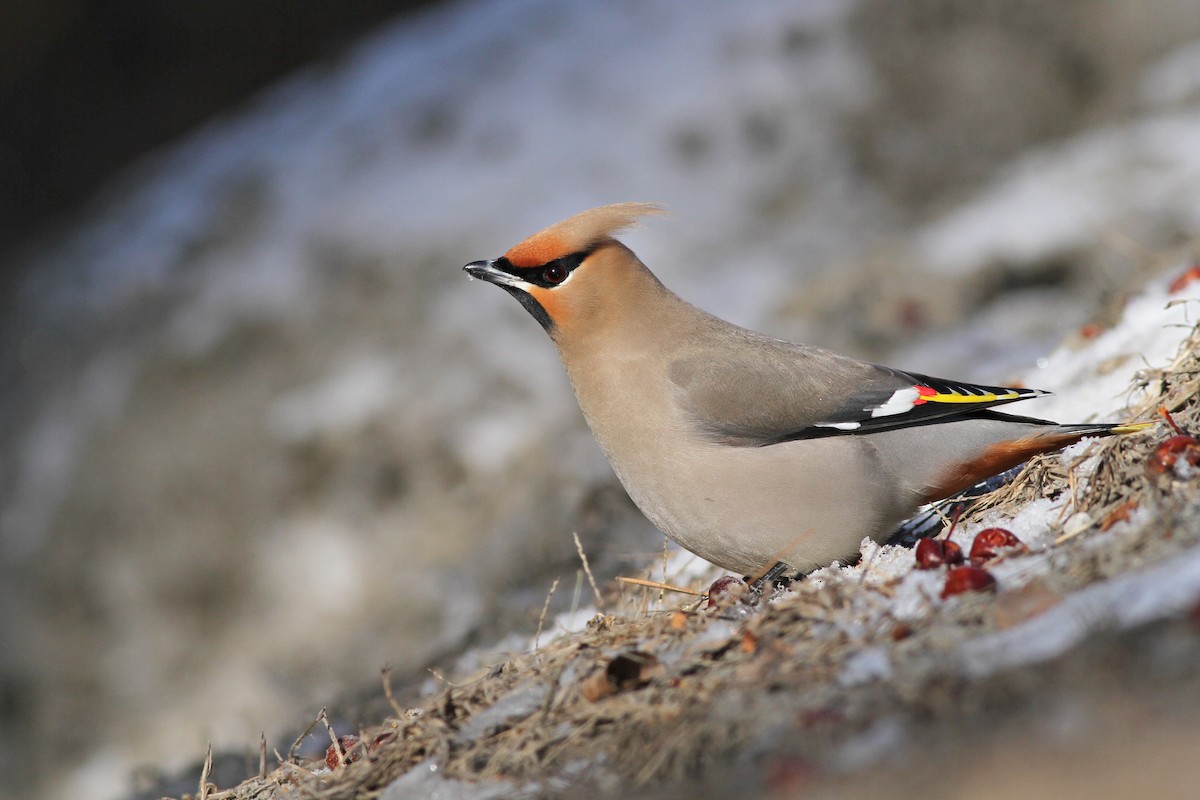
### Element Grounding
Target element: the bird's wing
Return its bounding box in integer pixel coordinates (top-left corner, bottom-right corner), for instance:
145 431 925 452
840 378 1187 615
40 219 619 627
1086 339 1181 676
667 336 1047 446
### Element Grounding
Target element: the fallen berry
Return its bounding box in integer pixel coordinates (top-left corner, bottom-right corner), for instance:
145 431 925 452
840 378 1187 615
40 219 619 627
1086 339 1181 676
942 566 997 598
1145 435 1200 480
325 735 361 769
969 528 1027 565
706 575 748 608
1144 406 1200 481
370 731 397 752
914 538 964 569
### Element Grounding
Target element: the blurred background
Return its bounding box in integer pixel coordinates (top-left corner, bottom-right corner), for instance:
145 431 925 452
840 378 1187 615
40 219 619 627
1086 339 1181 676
3 1 1200 798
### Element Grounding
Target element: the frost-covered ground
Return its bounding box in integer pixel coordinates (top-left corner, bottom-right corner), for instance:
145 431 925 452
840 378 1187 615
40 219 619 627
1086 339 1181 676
3 1 1200 799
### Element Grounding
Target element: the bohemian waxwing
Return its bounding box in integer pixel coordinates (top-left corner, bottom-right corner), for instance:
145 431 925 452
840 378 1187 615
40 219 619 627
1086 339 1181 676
464 203 1148 579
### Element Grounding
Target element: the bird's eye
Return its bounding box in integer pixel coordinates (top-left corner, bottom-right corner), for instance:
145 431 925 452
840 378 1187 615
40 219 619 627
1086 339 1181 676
542 264 567 284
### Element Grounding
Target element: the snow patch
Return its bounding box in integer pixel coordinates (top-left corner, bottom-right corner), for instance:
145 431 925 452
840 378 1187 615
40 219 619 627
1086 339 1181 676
380 760 515 800
959 544 1200 678
839 646 892 687
916 112 1200 277
268 355 398 442
1140 39 1200 111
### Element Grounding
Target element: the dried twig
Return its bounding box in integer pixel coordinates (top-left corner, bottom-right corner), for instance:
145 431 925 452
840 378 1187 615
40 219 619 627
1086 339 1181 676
381 666 406 719
661 537 670 604
572 531 605 609
199 743 213 800
539 663 565 719
319 708 343 769
615 575 704 596
427 667 463 688
534 577 561 654
287 711 325 764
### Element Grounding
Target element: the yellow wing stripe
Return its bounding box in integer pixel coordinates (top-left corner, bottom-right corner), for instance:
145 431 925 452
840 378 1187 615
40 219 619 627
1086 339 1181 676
920 389 1025 405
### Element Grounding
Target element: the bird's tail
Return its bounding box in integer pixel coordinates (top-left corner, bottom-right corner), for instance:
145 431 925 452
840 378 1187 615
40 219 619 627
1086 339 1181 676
1059 420 1154 437
893 419 1153 544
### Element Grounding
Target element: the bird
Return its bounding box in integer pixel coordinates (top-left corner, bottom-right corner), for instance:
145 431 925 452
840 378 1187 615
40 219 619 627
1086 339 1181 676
463 203 1149 580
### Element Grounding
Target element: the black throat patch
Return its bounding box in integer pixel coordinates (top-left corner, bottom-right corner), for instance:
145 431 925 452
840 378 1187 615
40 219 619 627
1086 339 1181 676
500 284 554 332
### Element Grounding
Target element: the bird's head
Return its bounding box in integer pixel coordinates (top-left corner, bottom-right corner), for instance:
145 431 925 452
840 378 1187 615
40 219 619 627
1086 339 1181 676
464 202 667 338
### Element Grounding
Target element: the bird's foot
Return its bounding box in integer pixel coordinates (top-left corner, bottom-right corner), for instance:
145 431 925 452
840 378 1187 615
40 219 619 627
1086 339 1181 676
889 466 1024 547
746 560 794 594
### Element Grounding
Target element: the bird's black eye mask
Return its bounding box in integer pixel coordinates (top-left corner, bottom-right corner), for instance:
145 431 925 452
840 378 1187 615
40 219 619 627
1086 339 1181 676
494 251 588 289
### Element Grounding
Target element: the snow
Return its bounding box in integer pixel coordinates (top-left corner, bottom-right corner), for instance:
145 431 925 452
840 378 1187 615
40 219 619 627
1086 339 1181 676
22 0 868 326
838 646 892 687
451 684 545 744
1140 40 1200 111
1026 278 1200 423
915 110 1200 278
380 761 515 800
268 355 399 443
958 543 1200 678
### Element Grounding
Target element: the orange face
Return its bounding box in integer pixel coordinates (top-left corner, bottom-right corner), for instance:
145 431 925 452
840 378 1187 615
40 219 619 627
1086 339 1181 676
504 231 571 270
466 203 665 335
526 284 568 327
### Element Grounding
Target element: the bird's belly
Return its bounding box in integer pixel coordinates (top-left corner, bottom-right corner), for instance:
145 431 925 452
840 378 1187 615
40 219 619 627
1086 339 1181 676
608 436 906 576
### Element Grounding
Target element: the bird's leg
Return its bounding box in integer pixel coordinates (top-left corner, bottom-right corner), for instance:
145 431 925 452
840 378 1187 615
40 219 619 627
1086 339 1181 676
747 560 792 594
888 465 1024 547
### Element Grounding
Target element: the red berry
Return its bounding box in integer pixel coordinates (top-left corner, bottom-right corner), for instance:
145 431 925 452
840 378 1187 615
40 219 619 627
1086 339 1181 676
914 538 964 569
1145 434 1200 479
370 731 397 752
706 575 747 607
969 528 1027 565
942 566 997 598
325 735 361 769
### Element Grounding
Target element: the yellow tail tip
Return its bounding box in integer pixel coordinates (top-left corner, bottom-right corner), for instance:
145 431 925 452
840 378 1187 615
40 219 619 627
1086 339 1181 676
1109 421 1156 435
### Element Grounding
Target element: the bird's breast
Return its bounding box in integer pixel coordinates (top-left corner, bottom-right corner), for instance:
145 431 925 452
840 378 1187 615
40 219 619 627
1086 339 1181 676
557 344 907 574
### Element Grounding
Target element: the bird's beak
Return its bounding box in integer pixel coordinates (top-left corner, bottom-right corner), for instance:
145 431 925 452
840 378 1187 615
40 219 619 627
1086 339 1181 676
463 259 522 288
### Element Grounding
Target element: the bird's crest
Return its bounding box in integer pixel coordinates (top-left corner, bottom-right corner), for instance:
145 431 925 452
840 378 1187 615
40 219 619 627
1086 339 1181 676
504 202 667 268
